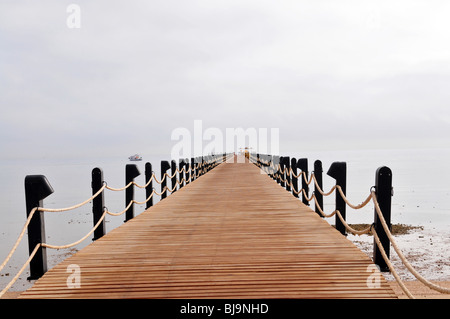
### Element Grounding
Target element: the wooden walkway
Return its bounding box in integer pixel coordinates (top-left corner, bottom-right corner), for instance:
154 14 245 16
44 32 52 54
20 158 396 298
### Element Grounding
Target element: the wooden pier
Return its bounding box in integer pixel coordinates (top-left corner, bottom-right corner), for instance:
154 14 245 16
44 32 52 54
19 157 395 298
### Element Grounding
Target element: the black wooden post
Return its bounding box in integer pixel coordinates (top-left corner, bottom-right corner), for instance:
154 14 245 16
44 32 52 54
297 158 309 206
327 162 347 236
313 160 324 217
284 157 291 192
201 156 205 176
125 164 140 222
270 155 275 180
179 159 185 189
184 159 188 184
92 168 105 240
194 157 199 179
171 160 177 193
267 155 272 179
184 158 188 186
280 157 285 187
201 156 204 174
373 166 393 272
202 156 205 174
291 158 298 198
275 156 281 184
270 156 274 180
24 175 54 280
191 157 195 181
145 162 153 209
161 161 170 200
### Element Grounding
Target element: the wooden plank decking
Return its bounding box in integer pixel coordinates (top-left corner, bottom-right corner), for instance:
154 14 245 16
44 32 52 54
20 158 396 299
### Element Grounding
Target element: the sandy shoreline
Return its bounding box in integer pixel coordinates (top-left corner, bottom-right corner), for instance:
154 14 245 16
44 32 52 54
348 224 450 282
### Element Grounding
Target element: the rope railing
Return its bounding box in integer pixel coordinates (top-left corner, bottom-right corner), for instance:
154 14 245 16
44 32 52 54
0 152 231 298
310 176 450 297
372 227 414 298
251 152 450 299
370 191 450 296
104 160 208 191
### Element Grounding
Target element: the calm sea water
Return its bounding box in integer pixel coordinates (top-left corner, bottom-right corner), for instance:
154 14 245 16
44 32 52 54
290 148 450 228
1 148 450 290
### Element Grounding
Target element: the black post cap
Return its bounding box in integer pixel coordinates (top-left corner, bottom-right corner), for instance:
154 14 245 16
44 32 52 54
314 160 323 172
161 160 170 172
126 164 141 180
297 158 308 172
327 162 347 180
24 175 54 201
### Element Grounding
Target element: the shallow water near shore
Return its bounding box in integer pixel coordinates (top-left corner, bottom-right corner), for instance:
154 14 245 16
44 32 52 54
290 147 450 228
1 147 450 292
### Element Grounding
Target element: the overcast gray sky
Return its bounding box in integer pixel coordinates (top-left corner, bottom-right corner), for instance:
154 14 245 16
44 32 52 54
1 1 450 159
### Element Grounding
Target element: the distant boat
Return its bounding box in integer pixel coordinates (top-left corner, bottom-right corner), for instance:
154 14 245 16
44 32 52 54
128 154 142 161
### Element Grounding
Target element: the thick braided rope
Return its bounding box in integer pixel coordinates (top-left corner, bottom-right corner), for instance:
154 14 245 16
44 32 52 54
0 244 40 298
371 191 450 294
0 157 225 296
372 228 415 299
0 184 107 273
259 157 450 296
